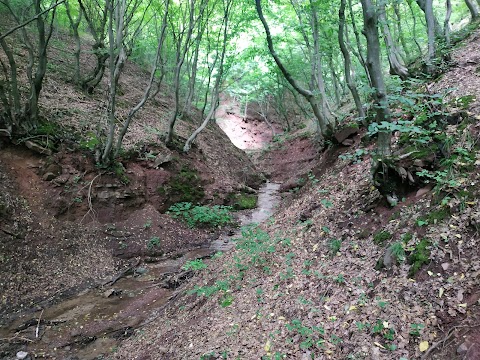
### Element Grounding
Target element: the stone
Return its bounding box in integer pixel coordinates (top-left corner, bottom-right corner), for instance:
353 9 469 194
441 262 450 271
25 140 52 156
413 159 425 167
45 163 62 176
42 172 56 181
334 125 358 144
16 351 29 360
457 342 469 354
341 138 354 146
153 150 173 168
416 186 432 197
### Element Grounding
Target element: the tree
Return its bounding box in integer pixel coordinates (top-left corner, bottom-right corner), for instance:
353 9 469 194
255 0 334 142
360 0 391 159
338 0 365 122
0 0 63 134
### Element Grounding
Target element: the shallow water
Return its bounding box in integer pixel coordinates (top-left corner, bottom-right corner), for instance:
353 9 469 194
0 182 281 359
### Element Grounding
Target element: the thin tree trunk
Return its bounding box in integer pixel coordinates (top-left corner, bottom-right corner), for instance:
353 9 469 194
339 0 365 123
65 0 82 84
255 0 331 140
347 0 371 86
378 0 409 79
445 0 452 46
184 0 232 152
114 0 169 157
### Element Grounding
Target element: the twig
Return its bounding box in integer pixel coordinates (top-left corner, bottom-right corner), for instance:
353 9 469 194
0 336 34 343
80 173 101 224
35 309 44 339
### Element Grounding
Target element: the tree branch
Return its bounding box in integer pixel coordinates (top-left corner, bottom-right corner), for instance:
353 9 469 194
0 0 66 41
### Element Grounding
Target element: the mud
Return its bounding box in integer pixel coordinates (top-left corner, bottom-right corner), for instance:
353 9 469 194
0 182 281 360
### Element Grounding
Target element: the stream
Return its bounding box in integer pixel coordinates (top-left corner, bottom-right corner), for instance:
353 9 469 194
1 182 280 360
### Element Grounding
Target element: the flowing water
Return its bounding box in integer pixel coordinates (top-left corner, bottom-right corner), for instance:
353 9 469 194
0 182 281 360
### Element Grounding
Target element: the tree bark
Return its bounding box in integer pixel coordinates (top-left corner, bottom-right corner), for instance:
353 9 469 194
360 0 391 158
339 0 365 123
255 0 331 140
464 0 479 20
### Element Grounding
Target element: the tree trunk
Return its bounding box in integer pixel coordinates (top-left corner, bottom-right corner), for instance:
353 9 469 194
65 0 82 84
378 0 409 79
255 0 332 141
114 0 170 157
465 0 479 20
444 0 452 46
339 0 365 123
184 0 232 152
360 0 391 158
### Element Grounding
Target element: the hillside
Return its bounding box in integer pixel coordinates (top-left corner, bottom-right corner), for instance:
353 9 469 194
110 32 480 360
1 2 480 360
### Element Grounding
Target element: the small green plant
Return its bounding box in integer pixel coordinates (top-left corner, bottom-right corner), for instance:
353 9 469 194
335 274 346 284
329 238 342 255
182 259 207 271
373 230 392 245
320 199 333 209
408 238 431 277
147 236 161 249
285 319 325 350
388 242 406 263
168 202 233 228
73 197 83 203
409 323 424 337
339 148 369 164
219 293 234 307
307 171 319 184
143 219 152 229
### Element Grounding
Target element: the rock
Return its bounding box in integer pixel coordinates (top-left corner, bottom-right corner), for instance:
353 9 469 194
413 159 425 167
42 172 56 181
341 138 354 146
135 267 148 275
457 342 469 354
334 125 358 144
16 351 29 360
441 262 450 271
153 149 173 168
53 174 70 186
383 247 394 268
25 140 52 156
45 163 62 176
416 186 432 197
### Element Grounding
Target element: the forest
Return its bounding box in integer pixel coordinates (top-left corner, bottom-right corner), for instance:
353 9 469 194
1 0 480 359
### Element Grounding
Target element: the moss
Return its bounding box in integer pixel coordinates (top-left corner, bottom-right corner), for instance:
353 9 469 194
408 238 431 277
233 194 258 210
417 208 449 225
373 230 392 245
161 166 205 203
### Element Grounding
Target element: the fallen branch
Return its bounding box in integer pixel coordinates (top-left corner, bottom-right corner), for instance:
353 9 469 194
0 335 34 343
81 173 101 224
36 309 44 338
0 227 22 239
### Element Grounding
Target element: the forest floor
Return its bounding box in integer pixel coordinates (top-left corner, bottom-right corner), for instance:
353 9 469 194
0 24 480 360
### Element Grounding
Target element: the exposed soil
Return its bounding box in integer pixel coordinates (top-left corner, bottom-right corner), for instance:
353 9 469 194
2 21 480 360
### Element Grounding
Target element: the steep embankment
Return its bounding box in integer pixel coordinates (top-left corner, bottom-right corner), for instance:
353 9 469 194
0 28 266 359
111 34 480 360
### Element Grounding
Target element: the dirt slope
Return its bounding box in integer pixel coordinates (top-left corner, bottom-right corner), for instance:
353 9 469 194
111 34 480 360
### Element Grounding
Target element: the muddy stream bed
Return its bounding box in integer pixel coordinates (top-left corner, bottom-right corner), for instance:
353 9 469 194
0 183 280 360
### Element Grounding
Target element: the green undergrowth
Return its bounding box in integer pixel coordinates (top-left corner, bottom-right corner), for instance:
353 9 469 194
408 238 431 277
228 192 258 210
373 230 392 245
168 202 233 228
159 166 205 203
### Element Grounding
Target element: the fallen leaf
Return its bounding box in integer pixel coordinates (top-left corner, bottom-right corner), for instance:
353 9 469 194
264 339 271 352
439 288 444 298
458 303 467 308
374 342 386 349
419 341 429 352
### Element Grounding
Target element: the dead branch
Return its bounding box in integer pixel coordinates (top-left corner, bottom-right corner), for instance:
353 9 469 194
35 309 44 338
81 173 101 224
